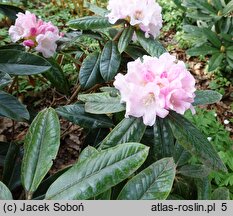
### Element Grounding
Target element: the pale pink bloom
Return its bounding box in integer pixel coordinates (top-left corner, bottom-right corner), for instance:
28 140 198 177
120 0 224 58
36 31 60 58
9 11 61 58
114 53 196 126
107 0 162 38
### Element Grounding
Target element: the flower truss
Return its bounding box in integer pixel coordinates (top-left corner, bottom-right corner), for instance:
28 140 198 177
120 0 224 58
9 11 61 58
107 0 162 38
114 53 196 126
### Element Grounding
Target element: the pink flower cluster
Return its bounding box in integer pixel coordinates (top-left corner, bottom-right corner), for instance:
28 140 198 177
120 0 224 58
114 53 196 126
9 11 61 58
106 0 162 38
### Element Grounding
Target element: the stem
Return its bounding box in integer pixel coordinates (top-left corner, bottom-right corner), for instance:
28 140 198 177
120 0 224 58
25 191 33 200
66 85 81 105
113 29 124 42
8 76 18 94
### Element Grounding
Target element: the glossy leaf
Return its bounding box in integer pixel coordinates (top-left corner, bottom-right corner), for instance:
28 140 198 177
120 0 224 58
56 104 114 129
95 189 111 200
79 52 103 89
21 108 60 196
173 142 191 167
222 1 233 16
178 165 210 178
45 143 149 200
99 117 146 150
118 26 134 53
0 4 24 21
211 187 230 200
78 92 125 114
0 72 12 89
153 117 175 160
195 177 211 200
100 41 121 81
117 158 176 200
168 112 226 172
208 53 224 71
0 91 29 121
202 28 221 48
68 16 112 30
136 30 166 57
187 45 219 56
192 90 222 106
125 45 148 60
43 58 70 95
0 181 13 200
0 50 51 75
78 146 98 162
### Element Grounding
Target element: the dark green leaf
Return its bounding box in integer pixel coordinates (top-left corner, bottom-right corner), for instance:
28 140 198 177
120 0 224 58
68 16 112 30
45 143 149 200
79 52 103 89
33 166 71 199
117 158 176 200
118 26 134 53
193 90 222 106
211 187 230 200
125 45 148 60
98 117 146 150
136 30 166 57
0 44 25 51
0 181 13 200
0 91 29 121
2 143 20 186
56 104 113 129
0 4 24 21
43 58 70 95
187 45 219 56
173 142 191 167
0 50 51 75
208 53 224 71
78 92 125 114
178 165 211 178
223 1 233 16
195 177 211 200
100 41 121 81
0 72 12 89
78 146 98 162
95 189 111 200
21 108 60 195
202 28 222 48
168 112 226 172
153 118 175 160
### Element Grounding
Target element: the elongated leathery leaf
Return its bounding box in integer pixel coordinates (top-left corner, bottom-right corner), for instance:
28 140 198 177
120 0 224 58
78 91 125 114
68 16 112 30
136 30 166 57
0 181 13 200
21 108 60 197
117 158 176 200
118 26 134 53
0 72 11 89
0 50 51 75
45 143 149 200
153 117 175 160
192 90 222 106
212 187 230 200
98 117 146 150
168 111 226 172
178 165 211 178
0 91 29 121
79 52 103 89
56 104 114 129
100 41 121 81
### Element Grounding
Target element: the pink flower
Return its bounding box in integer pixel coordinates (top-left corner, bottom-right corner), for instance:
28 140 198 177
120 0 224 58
8 11 61 58
113 53 196 126
106 0 162 38
36 31 60 58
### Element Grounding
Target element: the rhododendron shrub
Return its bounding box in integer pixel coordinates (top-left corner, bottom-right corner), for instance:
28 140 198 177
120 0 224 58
107 0 162 38
114 53 196 126
9 11 61 58
0 1 226 201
